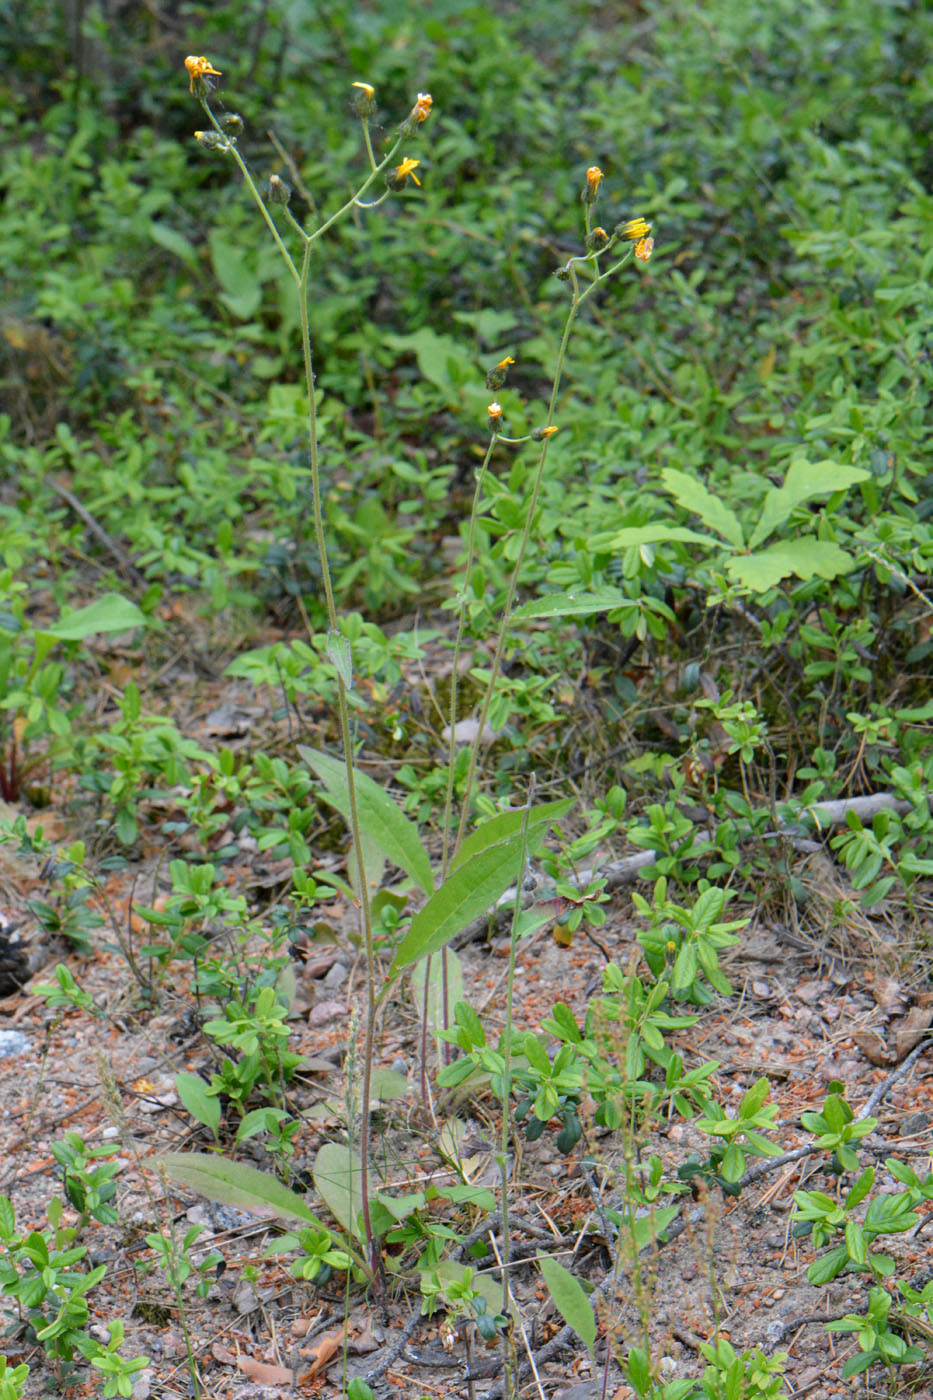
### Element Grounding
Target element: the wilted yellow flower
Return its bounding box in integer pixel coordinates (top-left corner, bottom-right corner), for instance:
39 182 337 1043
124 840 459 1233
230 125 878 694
586 166 603 195
386 157 421 189
412 92 433 123
531 424 559 440
185 55 222 94
620 217 652 241
352 81 375 99
634 236 654 262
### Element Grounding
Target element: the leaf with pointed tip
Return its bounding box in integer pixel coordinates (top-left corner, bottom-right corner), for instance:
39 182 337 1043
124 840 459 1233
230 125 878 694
300 746 433 894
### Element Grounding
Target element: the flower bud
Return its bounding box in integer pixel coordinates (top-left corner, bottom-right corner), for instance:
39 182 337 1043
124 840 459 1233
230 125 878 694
193 130 227 152
582 165 603 204
531 425 559 441
555 264 571 282
351 81 376 118
220 112 244 136
585 226 610 253
267 174 292 205
487 401 503 430
485 355 515 391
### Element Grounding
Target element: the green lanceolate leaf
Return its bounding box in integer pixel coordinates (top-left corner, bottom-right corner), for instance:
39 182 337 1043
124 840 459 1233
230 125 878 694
313 1143 365 1242
46 594 146 640
512 590 635 620
158 1152 322 1228
300 745 433 894
452 799 573 872
539 1255 596 1359
392 804 569 971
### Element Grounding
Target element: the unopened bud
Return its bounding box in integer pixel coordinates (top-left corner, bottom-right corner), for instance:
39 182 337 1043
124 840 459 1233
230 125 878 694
351 81 376 118
582 165 603 204
220 112 243 136
585 226 610 253
485 355 515 391
531 425 559 441
267 174 292 205
487 401 503 429
193 130 227 152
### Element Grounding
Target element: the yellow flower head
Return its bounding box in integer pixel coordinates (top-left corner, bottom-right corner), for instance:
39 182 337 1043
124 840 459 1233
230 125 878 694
531 423 559 441
586 166 603 195
412 92 433 123
620 216 652 241
487 401 503 426
352 81 375 99
185 55 222 94
497 356 515 369
634 235 654 263
387 157 421 190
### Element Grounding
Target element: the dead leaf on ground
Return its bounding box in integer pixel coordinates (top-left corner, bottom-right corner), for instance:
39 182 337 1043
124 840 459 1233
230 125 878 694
895 1005 933 1059
299 1321 349 1376
211 1341 295 1385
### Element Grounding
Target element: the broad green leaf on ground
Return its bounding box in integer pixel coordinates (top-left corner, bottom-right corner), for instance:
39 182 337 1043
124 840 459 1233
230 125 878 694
452 798 574 872
47 594 146 640
661 468 745 548
209 229 262 320
149 220 200 271
748 459 870 550
392 825 550 971
539 1255 596 1359
726 539 855 591
434 1259 519 1321
513 590 636 620
313 1142 365 1242
158 1152 323 1227
300 746 433 894
174 1074 219 1135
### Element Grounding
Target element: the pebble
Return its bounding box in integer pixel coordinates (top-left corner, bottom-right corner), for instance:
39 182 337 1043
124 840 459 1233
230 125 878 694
131 1368 152 1400
0 1029 30 1058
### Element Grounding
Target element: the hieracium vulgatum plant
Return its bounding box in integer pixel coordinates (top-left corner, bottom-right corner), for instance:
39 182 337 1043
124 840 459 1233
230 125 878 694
179 52 654 1287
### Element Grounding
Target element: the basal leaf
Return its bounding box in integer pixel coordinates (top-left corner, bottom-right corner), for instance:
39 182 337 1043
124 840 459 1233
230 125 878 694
158 1152 321 1227
392 830 545 971
300 746 433 894
47 594 146 640
452 799 573 872
313 1142 365 1241
539 1255 596 1358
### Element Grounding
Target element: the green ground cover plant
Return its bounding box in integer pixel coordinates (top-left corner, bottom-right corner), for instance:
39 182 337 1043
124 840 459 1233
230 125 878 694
2 0 933 1395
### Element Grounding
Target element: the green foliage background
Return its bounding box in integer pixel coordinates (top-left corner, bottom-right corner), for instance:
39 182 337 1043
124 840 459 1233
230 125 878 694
2 0 933 877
